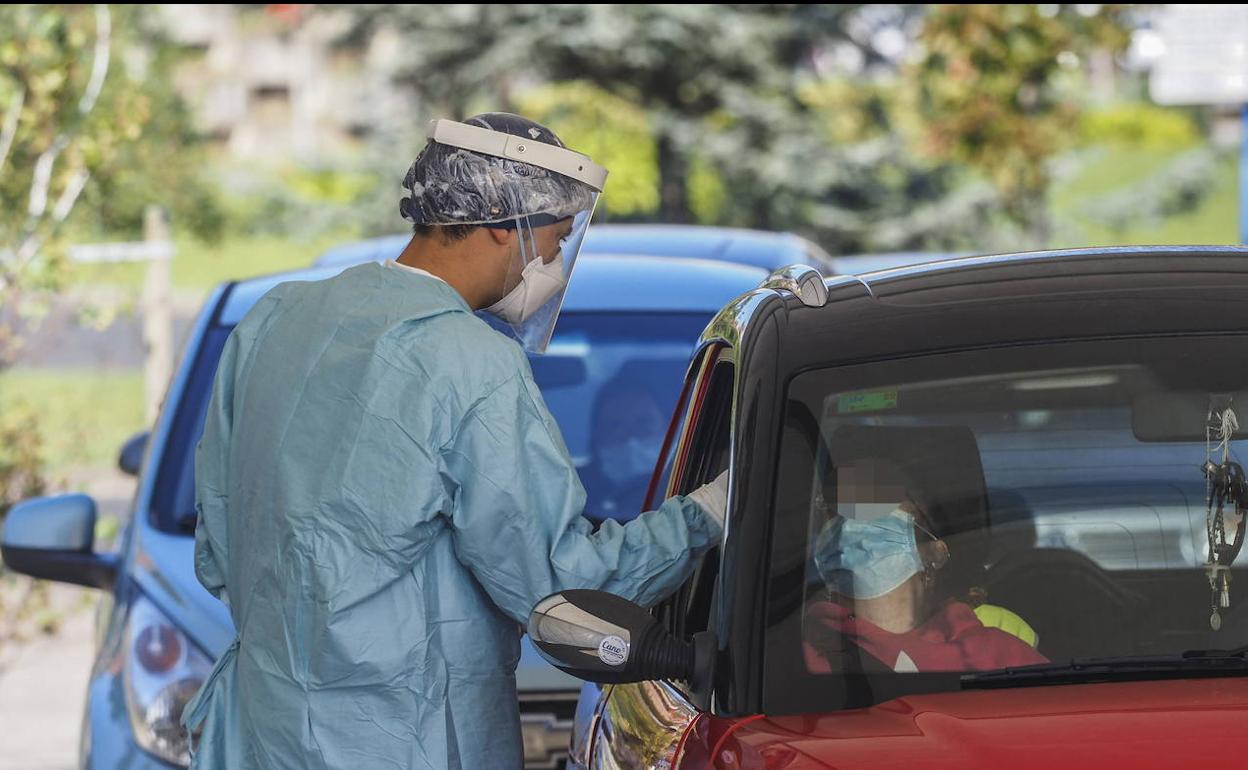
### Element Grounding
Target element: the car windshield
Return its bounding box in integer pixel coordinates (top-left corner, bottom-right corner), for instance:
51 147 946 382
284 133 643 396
765 335 1248 712
158 312 709 532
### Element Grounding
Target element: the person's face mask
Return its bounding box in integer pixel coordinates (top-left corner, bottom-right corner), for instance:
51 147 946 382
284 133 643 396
598 435 663 485
815 508 940 600
485 237 567 325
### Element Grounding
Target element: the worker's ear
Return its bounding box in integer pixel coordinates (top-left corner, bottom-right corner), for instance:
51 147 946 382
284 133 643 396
486 227 515 246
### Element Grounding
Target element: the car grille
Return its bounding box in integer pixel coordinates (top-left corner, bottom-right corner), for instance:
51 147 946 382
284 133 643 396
519 692 579 770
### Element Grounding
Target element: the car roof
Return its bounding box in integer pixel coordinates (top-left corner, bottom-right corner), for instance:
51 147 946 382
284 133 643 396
581 224 830 270
829 250 964 275
313 234 407 268
724 246 1248 369
311 224 831 272
219 254 769 327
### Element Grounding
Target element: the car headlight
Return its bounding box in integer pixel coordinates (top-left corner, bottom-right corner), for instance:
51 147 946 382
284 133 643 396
122 594 213 767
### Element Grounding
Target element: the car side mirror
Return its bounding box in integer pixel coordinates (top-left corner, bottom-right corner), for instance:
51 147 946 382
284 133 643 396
528 589 702 684
118 431 150 477
1 494 118 590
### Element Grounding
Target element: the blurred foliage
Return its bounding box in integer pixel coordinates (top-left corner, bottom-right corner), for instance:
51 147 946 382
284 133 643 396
1080 102 1201 150
0 5 198 286
911 4 1133 242
512 4 883 226
333 4 1000 253
1051 144 1223 245
1081 147 1217 237
0 368 143 472
0 402 46 521
216 164 371 239
801 78 899 145
0 4 216 370
516 82 660 219
284 166 376 207
335 5 912 221
0 4 210 531
1 4 136 294
68 8 224 246
696 76 997 252
688 154 729 226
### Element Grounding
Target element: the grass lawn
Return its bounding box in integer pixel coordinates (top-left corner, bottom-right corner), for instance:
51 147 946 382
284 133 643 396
1051 145 1239 247
11 228 380 477
0 368 145 474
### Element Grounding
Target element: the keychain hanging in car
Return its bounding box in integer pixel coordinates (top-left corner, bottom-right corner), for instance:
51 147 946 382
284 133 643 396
1203 400 1248 631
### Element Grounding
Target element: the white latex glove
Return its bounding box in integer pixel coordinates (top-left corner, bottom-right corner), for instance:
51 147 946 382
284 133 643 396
686 470 729 531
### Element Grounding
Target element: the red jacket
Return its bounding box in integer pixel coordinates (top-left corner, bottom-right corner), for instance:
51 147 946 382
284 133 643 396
804 600 1049 673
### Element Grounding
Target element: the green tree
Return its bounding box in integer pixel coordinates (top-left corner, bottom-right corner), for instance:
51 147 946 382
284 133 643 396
0 5 182 645
516 82 659 221
0 5 208 522
0 4 125 527
333 4 996 253
2 5 131 297
0 5 217 305
910 3 1132 244
335 4 919 226
0 407 45 520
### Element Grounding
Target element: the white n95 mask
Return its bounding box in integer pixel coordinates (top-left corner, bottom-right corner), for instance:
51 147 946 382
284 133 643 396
485 250 568 325
479 208 595 353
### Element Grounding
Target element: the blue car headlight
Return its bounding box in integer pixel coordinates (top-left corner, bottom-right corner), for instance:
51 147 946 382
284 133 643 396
122 595 213 767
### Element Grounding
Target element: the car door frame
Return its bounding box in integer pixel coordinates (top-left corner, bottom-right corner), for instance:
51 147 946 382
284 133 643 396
581 291 794 765
583 342 739 768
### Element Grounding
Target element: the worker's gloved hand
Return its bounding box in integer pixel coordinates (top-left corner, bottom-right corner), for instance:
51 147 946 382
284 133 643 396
686 470 728 531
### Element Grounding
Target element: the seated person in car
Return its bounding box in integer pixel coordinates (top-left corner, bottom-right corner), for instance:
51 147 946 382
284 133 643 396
804 463 1048 673
582 374 670 521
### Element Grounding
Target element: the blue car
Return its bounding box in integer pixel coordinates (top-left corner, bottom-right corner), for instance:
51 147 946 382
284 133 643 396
1 246 783 768
313 223 954 279
313 224 835 273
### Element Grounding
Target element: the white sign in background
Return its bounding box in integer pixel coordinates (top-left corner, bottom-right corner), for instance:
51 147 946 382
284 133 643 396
1150 5 1248 106
68 241 173 264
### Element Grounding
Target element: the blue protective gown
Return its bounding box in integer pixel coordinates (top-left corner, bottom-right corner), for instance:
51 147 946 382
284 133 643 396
182 262 721 769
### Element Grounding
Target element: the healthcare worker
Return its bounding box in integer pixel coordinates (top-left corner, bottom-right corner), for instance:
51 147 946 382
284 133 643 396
182 113 728 770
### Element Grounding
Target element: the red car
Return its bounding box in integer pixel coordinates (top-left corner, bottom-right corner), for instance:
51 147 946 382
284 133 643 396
529 251 1248 769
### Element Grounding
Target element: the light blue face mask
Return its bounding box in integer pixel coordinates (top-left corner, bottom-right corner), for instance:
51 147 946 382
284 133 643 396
813 509 925 600
598 436 663 485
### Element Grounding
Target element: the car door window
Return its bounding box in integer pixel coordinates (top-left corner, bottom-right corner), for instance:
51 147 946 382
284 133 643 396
655 350 735 644
644 345 726 511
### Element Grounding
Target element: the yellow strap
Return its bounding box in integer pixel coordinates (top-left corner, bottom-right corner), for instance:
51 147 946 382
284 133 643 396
974 604 1039 648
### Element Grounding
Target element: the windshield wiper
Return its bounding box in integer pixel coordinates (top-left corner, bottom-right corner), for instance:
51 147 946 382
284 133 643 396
962 653 1248 689
1180 645 1248 658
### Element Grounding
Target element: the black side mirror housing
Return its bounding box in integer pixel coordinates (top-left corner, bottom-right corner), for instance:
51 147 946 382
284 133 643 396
118 430 150 477
528 589 704 685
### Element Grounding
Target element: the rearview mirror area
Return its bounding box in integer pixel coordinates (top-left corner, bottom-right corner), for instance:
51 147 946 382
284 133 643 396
1132 392 1248 442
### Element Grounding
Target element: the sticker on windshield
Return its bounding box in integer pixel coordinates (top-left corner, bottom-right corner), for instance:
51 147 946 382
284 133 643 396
597 636 628 667
837 390 899 414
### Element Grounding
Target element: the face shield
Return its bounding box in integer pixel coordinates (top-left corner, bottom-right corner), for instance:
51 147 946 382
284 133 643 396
402 117 607 353
482 206 597 352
